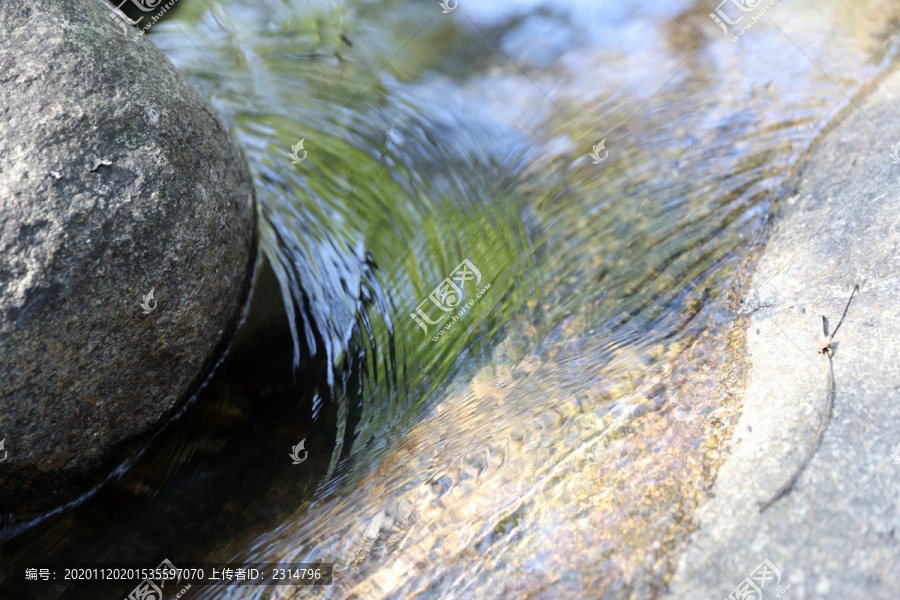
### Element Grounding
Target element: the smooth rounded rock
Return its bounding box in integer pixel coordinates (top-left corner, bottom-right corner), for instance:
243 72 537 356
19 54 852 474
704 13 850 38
0 0 255 525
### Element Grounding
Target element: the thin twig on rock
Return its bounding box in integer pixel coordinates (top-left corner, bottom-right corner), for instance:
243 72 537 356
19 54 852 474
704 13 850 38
759 284 859 512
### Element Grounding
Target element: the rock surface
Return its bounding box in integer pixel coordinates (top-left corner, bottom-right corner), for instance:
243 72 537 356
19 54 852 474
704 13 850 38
663 69 900 598
0 0 255 524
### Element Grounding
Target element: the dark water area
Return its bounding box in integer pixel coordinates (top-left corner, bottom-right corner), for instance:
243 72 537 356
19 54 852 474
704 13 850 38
3 0 900 598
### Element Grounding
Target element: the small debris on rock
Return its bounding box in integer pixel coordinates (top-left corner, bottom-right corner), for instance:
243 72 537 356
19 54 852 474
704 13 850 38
89 158 113 172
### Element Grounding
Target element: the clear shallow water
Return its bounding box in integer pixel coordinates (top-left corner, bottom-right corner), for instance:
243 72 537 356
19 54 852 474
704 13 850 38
3 0 900 598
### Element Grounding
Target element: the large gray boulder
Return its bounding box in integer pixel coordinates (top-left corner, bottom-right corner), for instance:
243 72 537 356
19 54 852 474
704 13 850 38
0 0 255 524
664 68 900 598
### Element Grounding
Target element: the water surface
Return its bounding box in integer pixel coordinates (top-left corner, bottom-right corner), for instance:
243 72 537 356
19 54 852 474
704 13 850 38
3 0 900 598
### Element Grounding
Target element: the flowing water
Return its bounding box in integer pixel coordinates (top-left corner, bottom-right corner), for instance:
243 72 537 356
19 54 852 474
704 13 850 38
3 0 900 598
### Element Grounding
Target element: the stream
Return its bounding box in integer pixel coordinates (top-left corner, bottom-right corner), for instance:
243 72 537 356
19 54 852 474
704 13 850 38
3 0 900 598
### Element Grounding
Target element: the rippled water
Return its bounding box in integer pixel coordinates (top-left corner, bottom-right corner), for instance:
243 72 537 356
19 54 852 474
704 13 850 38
4 0 900 598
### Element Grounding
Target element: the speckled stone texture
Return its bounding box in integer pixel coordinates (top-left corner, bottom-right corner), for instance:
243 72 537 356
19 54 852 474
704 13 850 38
663 68 900 599
0 0 255 524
